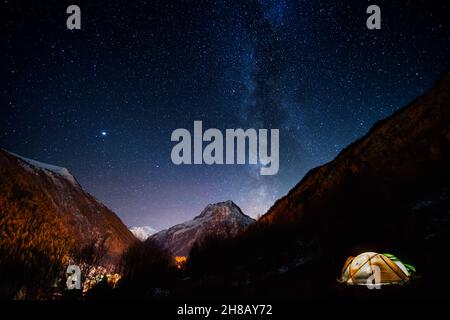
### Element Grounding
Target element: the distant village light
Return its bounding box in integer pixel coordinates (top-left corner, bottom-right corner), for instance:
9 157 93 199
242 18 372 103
175 256 187 269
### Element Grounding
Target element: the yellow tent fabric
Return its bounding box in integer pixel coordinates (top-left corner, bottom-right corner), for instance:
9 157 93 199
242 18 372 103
339 252 410 286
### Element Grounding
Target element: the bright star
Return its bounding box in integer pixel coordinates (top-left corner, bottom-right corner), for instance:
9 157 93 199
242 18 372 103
101 131 107 136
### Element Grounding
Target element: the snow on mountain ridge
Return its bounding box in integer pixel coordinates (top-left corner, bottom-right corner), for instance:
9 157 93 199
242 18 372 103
4 150 79 186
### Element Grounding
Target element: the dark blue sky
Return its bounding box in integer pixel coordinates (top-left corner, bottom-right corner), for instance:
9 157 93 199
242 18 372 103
2 0 449 229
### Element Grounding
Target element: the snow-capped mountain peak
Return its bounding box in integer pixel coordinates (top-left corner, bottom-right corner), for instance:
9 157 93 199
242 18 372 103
150 200 255 256
129 226 157 241
195 200 253 224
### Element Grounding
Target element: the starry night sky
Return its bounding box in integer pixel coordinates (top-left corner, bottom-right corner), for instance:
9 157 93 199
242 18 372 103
2 0 449 230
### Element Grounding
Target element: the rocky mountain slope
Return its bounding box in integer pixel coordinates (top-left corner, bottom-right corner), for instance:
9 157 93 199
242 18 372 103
261 71 450 239
150 201 254 256
0 150 136 264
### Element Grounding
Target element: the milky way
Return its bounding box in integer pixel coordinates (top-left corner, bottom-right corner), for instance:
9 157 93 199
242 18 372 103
1 0 449 229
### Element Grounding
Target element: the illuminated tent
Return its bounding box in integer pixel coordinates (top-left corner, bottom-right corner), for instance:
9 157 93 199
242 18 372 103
339 252 414 286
